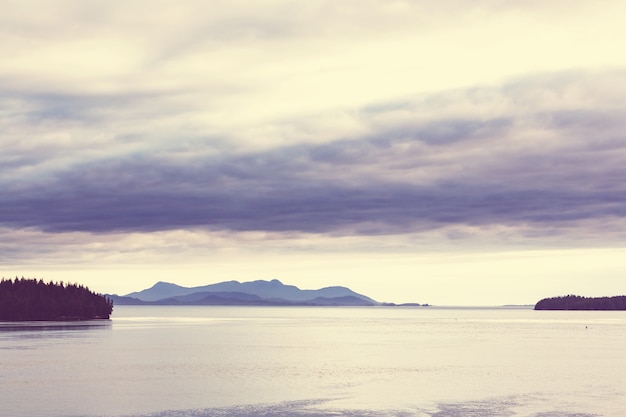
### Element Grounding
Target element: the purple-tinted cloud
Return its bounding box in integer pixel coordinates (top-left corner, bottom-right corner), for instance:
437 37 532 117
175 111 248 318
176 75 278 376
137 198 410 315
2 71 625 240
2 129 625 236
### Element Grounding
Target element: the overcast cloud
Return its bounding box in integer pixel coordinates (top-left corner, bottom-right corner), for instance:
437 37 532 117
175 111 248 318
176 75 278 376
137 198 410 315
3 72 625 238
1 1 625 303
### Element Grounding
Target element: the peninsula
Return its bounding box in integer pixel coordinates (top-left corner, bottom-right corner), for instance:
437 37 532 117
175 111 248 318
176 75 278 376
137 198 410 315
534 295 626 310
0 277 113 321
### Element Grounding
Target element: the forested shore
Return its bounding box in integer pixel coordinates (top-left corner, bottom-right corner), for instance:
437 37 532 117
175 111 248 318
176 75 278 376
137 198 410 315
0 278 113 321
535 295 626 310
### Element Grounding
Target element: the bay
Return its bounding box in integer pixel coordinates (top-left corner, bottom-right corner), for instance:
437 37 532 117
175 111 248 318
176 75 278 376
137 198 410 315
1 306 624 417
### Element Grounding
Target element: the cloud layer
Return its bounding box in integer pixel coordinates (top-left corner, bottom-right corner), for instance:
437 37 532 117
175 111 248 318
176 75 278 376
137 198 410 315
2 70 625 244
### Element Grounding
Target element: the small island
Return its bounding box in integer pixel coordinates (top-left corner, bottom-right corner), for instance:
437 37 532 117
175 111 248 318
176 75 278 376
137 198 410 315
534 294 626 310
0 277 113 321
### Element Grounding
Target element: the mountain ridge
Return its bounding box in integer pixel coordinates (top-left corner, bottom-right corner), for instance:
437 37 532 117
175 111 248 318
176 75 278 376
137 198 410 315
113 279 386 306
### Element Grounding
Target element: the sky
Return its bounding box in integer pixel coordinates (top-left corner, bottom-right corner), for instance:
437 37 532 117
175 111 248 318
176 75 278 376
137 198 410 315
1 0 626 305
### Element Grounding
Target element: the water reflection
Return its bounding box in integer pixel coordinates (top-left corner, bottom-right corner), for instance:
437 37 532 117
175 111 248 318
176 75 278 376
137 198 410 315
0 320 111 332
0 320 111 347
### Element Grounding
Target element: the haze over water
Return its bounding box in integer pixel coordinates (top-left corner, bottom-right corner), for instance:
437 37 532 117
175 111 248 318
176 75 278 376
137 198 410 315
1 306 624 417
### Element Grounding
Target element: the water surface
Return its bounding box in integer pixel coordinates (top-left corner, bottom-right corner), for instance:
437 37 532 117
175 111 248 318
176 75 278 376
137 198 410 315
1 306 624 416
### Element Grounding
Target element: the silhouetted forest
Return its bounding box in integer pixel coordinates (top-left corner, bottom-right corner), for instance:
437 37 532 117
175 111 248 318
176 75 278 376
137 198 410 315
0 277 113 320
535 295 626 310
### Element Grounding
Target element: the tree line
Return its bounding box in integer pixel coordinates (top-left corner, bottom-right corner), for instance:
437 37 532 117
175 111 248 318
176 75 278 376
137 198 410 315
0 277 113 320
534 294 626 310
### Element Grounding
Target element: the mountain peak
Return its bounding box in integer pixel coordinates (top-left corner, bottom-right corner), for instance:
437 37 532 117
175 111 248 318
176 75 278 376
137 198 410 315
152 281 180 288
126 281 188 301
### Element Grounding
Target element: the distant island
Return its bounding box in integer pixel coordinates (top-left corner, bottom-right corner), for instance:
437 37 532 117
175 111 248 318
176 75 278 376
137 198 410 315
108 279 427 307
0 277 113 321
534 295 626 310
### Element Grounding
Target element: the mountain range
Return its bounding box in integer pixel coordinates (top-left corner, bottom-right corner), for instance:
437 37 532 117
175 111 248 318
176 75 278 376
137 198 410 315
107 279 411 307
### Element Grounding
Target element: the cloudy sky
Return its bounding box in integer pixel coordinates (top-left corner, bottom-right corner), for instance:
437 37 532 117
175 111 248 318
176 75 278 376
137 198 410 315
2 0 626 305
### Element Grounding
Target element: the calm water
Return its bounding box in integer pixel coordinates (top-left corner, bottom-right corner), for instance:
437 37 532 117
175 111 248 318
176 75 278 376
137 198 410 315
1 306 624 417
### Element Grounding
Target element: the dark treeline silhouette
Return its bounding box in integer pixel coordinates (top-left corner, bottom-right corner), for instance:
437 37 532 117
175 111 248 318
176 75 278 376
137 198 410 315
535 294 626 310
0 277 113 321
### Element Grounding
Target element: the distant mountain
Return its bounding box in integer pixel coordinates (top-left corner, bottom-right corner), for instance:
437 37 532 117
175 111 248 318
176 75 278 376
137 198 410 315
125 279 377 303
107 294 147 305
125 281 190 301
112 279 382 306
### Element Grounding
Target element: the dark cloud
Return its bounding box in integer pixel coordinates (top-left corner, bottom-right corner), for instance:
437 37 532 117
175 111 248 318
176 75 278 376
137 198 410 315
2 71 625 238
3 173 624 236
2 111 625 236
